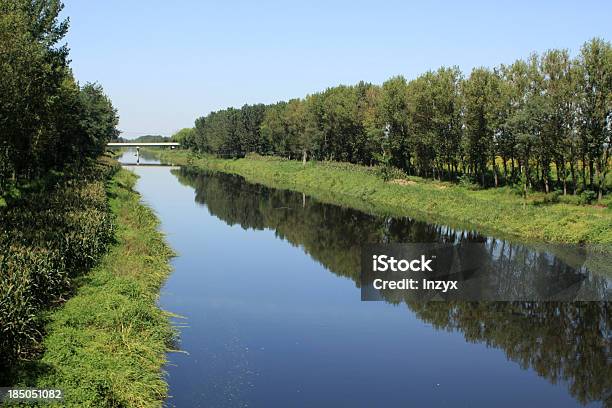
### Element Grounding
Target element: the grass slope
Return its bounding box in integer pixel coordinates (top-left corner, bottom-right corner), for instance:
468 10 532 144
9 169 175 407
156 150 611 244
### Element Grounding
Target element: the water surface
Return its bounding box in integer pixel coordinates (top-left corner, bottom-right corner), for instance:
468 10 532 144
118 150 610 408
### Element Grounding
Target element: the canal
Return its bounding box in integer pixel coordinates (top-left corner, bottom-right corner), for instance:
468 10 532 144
119 150 610 407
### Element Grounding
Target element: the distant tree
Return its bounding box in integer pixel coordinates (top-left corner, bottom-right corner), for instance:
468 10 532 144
379 76 412 172
132 135 169 143
577 38 612 200
462 67 503 186
171 128 196 149
237 104 266 154
193 116 209 153
356 82 383 165
541 49 579 194
408 67 462 179
78 83 119 158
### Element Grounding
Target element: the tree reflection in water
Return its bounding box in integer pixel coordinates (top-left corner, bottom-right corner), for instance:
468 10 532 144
174 167 611 407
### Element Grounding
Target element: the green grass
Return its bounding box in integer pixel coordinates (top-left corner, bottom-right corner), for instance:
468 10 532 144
7 169 175 407
155 150 611 244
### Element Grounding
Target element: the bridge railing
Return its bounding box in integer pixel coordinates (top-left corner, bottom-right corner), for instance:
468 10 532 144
107 142 180 147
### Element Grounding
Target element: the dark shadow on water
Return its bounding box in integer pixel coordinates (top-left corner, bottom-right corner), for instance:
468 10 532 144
172 166 612 407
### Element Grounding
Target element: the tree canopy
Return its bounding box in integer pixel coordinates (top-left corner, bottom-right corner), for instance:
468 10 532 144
184 38 611 198
0 0 118 196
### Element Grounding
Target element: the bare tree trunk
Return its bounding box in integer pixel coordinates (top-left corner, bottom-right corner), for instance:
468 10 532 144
523 163 529 200
596 165 603 201
481 164 485 187
492 155 499 187
581 153 587 190
524 158 531 196
543 160 549 194
493 166 498 187
596 147 609 201
302 149 307 166
562 167 567 196
554 158 565 195
570 160 577 195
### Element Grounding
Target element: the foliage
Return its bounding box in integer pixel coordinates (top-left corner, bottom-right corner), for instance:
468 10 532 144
0 0 118 198
184 38 611 199
457 174 481 190
6 169 175 406
579 190 597 205
132 135 171 143
0 158 118 367
170 128 195 148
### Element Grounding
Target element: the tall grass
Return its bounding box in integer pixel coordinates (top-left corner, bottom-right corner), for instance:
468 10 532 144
0 158 118 368
4 167 176 406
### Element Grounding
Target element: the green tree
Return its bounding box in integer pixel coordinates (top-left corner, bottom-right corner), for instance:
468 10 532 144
541 49 579 194
171 128 196 149
462 67 503 186
260 102 289 157
237 104 266 154
0 0 68 181
77 83 119 158
379 76 412 172
408 67 463 179
577 38 612 200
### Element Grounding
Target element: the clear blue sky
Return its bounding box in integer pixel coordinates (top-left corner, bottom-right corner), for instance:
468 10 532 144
62 0 612 138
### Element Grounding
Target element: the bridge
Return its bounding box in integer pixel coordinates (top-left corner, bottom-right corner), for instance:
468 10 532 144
107 142 180 147
107 142 180 165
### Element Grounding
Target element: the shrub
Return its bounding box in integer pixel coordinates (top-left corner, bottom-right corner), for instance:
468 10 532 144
558 194 582 205
375 163 407 182
579 190 597 205
458 174 481 191
543 190 562 204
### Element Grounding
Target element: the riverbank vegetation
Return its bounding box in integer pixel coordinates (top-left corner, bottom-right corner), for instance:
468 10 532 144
173 167 610 405
176 38 611 202
1 2 175 403
1 0 122 366
0 157 117 369
154 150 611 244
4 169 175 406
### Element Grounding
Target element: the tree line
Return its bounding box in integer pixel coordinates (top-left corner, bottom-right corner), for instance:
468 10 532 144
179 38 611 199
0 0 118 197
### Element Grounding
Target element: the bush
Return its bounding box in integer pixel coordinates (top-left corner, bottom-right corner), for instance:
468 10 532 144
374 163 407 182
458 174 481 190
579 190 597 205
542 190 562 204
558 194 582 205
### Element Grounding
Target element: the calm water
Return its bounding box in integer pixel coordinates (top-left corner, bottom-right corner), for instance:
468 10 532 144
119 151 610 408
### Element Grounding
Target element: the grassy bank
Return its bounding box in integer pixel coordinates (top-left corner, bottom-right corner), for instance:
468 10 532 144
5 168 175 407
1 158 118 367
155 149 611 244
